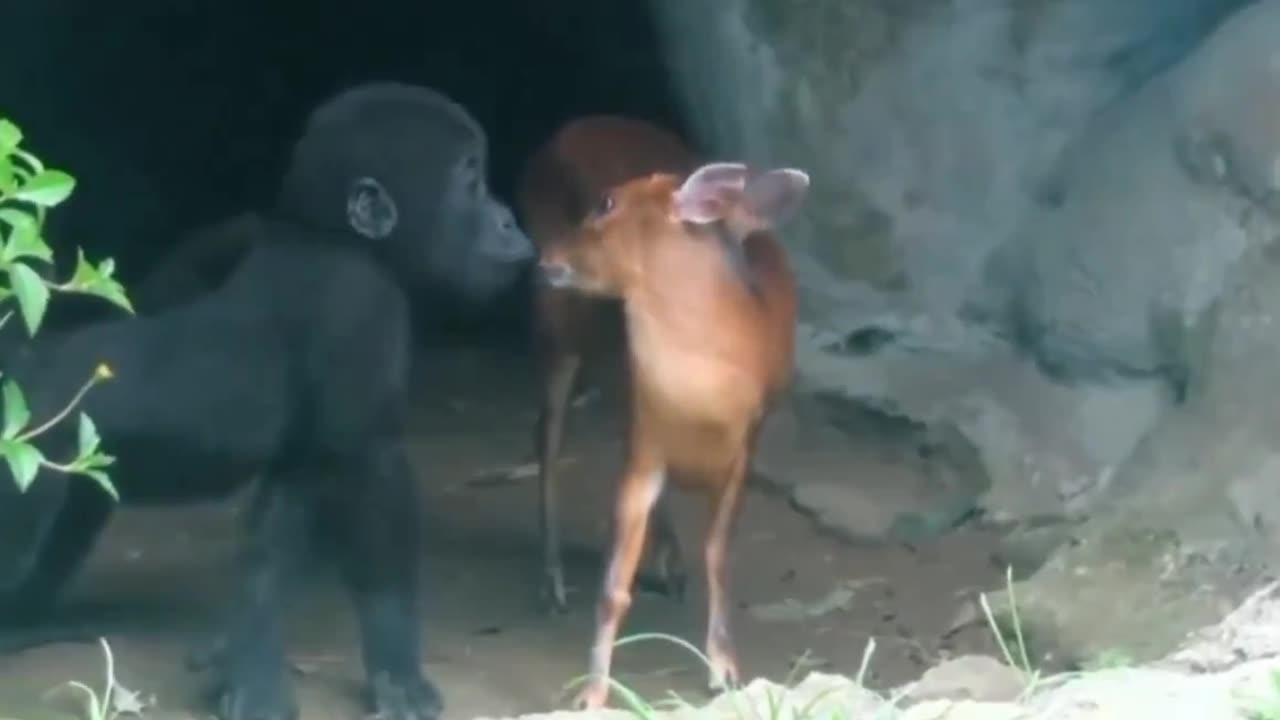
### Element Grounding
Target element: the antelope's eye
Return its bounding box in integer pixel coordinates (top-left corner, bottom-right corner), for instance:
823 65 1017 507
592 193 615 218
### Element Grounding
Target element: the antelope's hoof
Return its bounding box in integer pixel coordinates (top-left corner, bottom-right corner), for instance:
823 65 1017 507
539 566 570 615
571 680 610 711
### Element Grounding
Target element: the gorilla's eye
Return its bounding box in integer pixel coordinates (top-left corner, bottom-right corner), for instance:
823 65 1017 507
460 156 482 195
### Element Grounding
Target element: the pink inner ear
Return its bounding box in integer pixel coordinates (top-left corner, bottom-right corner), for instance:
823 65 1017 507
744 168 810 223
674 162 749 224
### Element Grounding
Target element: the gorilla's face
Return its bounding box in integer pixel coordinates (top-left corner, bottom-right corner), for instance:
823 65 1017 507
423 149 533 303
285 83 536 306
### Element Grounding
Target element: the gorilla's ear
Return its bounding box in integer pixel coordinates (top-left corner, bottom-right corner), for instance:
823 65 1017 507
346 176 399 239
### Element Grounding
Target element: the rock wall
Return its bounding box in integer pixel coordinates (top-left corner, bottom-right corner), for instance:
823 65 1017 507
651 0 1244 319
651 0 1280 662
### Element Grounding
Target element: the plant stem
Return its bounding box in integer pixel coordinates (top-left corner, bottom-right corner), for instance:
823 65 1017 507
18 372 100 442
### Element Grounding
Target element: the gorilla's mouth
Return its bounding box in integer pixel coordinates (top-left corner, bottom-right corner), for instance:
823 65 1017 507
453 251 527 301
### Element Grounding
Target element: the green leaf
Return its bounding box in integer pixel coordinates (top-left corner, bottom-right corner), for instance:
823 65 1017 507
0 119 22 153
1 440 43 491
12 148 44 175
80 468 118 501
0 209 51 264
0 154 15 196
0 207 36 232
76 412 100 456
68 248 95 285
14 169 75 207
2 380 29 439
89 450 116 469
8 230 52 265
94 280 133 314
67 250 133 314
8 262 49 335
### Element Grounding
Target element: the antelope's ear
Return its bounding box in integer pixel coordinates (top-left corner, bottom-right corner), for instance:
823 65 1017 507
744 168 810 225
673 162 749 224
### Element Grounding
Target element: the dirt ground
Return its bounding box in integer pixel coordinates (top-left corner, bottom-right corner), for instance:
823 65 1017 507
0 342 1006 720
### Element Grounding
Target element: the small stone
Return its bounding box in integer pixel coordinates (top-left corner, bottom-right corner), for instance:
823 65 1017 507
903 655 1027 704
789 482 897 541
942 599 983 638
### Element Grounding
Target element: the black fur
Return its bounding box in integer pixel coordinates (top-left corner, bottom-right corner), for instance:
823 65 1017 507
0 81 533 720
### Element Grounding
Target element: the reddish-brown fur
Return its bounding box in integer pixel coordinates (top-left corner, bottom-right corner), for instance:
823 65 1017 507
516 116 700 613
536 156 808 709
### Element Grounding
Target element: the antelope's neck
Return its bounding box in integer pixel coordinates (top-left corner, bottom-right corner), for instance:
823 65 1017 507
620 264 762 426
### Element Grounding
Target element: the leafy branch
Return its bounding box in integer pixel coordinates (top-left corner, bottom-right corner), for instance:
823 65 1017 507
0 117 133 499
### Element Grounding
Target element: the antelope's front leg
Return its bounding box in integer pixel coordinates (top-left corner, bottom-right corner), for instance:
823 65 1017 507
572 451 666 710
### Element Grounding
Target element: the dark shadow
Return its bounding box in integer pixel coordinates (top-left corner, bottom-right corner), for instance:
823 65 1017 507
0 0 690 348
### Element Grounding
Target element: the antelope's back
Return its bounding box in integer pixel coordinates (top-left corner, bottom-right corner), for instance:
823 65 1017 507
744 228 798 397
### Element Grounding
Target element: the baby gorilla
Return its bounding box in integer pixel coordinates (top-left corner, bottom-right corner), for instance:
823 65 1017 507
0 82 533 720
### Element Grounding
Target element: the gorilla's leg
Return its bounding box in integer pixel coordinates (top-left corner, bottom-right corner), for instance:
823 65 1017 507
0 477 115 653
330 441 442 720
209 480 308 720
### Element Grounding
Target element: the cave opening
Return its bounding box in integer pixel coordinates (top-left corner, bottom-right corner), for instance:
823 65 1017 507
5 0 691 342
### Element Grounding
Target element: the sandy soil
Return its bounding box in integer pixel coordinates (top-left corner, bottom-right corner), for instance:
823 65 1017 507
0 343 1006 720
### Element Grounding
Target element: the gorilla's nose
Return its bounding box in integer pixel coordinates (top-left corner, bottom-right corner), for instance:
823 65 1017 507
497 219 536 263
